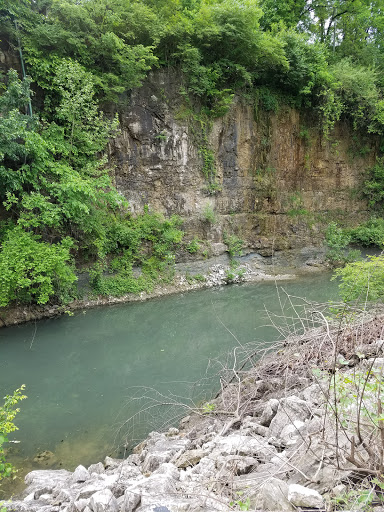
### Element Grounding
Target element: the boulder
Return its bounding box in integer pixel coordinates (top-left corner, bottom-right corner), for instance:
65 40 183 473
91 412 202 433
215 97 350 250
87 462 105 475
301 383 324 406
72 465 90 483
142 435 191 472
204 434 277 463
259 399 279 427
76 474 119 499
122 487 141 512
22 469 71 500
173 449 207 468
279 420 306 446
288 484 324 508
89 489 119 512
214 455 258 476
268 396 311 438
73 499 90 512
250 477 295 511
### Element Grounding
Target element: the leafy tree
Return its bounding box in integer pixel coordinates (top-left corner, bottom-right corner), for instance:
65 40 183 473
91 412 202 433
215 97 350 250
19 0 158 100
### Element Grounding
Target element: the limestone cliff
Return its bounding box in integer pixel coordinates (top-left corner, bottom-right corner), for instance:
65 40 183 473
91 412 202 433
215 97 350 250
109 70 376 257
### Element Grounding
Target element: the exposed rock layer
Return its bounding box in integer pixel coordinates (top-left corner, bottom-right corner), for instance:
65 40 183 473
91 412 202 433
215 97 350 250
110 70 375 254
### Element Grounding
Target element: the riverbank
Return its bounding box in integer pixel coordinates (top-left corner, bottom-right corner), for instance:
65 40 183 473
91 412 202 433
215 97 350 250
0 247 327 328
4 305 384 511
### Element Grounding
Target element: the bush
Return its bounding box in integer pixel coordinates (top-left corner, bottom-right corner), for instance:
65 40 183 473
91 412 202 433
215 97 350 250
349 217 384 247
223 233 243 261
202 204 216 224
325 222 360 265
333 254 384 302
0 228 77 306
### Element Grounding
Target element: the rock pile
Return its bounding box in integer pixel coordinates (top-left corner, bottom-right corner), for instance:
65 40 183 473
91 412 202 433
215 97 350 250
4 383 349 512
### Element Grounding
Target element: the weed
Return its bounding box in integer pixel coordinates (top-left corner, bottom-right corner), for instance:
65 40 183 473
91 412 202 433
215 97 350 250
154 131 167 142
223 233 243 260
202 204 216 224
186 237 202 254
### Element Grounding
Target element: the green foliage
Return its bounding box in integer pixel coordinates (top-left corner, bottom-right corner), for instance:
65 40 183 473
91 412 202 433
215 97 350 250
0 385 27 481
201 204 216 224
202 402 215 414
348 217 384 248
0 65 185 306
325 222 360 265
186 237 201 254
2 0 384 308
185 273 206 284
333 254 384 302
230 492 251 511
90 210 184 297
223 233 243 260
329 59 381 133
21 0 158 101
362 158 384 210
0 228 77 307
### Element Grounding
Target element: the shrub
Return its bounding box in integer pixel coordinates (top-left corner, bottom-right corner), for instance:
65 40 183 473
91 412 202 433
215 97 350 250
325 222 360 265
333 254 384 302
223 232 243 260
349 217 384 247
202 204 216 224
362 159 384 211
0 228 77 306
186 237 201 254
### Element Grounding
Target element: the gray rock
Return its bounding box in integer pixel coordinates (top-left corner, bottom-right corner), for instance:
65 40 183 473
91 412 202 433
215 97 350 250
76 474 119 499
288 484 324 508
173 449 207 468
87 462 104 475
279 420 306 446
72 465 90 483
21 470 72 500
142 435 190 472
250 477 295 511
54 488 75 504
214 455 258 476
204 434 277 463
332 483 347 497
259 399 279 427
241 417 269 437
269 396 311 438
89 489 119 512
152 463 180 480
104 457 121 469
73 499 90 512
122 487 141 512
301 383 324 405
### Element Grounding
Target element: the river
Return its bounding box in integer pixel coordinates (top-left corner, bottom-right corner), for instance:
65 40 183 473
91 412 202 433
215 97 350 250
0 272 339 492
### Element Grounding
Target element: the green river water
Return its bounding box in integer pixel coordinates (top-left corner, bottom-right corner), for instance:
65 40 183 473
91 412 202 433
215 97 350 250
0 273 339 493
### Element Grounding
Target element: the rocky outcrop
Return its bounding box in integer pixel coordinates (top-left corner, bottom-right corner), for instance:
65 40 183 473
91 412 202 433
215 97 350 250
110 70 375 256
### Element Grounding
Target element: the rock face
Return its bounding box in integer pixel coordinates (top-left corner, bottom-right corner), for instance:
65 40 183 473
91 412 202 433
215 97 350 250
110 69 375 255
